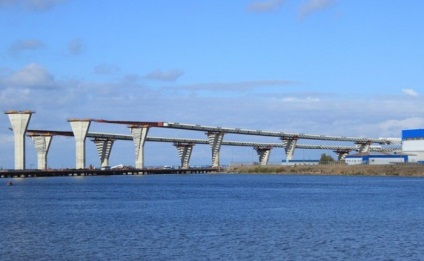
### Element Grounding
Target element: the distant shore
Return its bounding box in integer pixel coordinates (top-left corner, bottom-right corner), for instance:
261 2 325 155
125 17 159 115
225 164 424 177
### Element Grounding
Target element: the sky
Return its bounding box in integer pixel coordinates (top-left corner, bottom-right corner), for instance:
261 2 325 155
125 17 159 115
0 0 424 169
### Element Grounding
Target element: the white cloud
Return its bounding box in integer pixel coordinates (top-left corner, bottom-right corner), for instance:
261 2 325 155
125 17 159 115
3 63 56 89
299 0 335 18
178 80 296 92
121 74 139 83
0 0 66 11
280 96 320 102
378 117 424 137
247 0 284 13
68 38 84 55
144 69 184 82
9 39 44 55
402 88 419 97
93 63 120 75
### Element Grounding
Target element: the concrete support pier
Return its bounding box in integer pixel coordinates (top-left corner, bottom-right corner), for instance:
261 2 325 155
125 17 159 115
174 142 194 169
68 119 91 169
207 131 224 168
356 141 371 153
254 146 272 165
5 110 33 170
335 149 351 161
92 138 114 168
282 137 298 161
30 134 52 169
130 126 149 169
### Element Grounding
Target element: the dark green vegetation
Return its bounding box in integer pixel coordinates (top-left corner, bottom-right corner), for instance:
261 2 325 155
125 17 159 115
319 153 335 164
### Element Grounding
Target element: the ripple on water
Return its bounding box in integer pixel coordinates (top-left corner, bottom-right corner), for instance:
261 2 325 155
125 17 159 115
1 174 424 260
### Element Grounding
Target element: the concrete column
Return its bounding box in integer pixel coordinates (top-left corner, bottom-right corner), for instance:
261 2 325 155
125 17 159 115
356 141 371 153
30 135 52 170
335 149 351 161
282 138 298 161
174 142 194 169
254 146 272 165
92 138 114 168
130 126 149 169
5 110 33 170
207 131 224 168
69 119 91 169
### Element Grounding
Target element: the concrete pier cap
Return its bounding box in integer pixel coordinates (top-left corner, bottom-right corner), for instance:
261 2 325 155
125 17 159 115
4 109 34 114
67 118 91 169
67 118 92 122
5 110 35 170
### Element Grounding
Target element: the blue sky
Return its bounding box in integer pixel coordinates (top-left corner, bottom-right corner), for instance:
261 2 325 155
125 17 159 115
0 0 423 169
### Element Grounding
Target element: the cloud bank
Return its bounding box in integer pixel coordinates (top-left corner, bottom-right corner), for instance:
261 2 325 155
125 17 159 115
178 80 296 92
1 63 421 140
402 88 419 97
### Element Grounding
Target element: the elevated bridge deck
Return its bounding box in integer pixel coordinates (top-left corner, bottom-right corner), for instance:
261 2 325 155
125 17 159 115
161 122 402 145
88 119 402 145
26 130 401 152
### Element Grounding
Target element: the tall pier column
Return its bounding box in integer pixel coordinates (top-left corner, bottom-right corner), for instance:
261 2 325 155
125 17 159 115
254 146 272 165
207 131 224 168
5 110 33 170
130 125 149 169
30 134 52 169
174 142 194 169
282 137 298 162
92 138 114 168
68 119 91 169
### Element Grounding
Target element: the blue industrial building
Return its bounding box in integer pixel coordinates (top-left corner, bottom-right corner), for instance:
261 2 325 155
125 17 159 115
345 152 408 165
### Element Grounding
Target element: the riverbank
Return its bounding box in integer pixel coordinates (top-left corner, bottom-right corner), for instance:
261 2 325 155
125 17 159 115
226 164 424 176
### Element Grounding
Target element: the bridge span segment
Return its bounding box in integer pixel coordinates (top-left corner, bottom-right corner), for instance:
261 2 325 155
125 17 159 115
87 119 401 168
162 122 401 145
26 129 400 170
3 112 403 171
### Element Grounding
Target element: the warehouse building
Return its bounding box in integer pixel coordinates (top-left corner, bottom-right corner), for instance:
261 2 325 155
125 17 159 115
402 129 424 163
345 152 408 165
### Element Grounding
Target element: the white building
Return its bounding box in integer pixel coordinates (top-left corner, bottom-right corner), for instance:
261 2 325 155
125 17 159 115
402 129 424 163
345 152 408 165
281 160 319 166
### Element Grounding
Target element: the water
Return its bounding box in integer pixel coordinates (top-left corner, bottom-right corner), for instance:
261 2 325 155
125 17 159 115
1 174 424 260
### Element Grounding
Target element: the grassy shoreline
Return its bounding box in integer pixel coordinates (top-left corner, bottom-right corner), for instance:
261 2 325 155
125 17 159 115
225 164 424 177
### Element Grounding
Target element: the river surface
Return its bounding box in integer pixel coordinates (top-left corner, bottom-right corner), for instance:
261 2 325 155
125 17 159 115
1 174 424 260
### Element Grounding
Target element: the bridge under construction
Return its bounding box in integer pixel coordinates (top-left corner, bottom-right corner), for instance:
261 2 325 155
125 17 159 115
4 110 402 170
